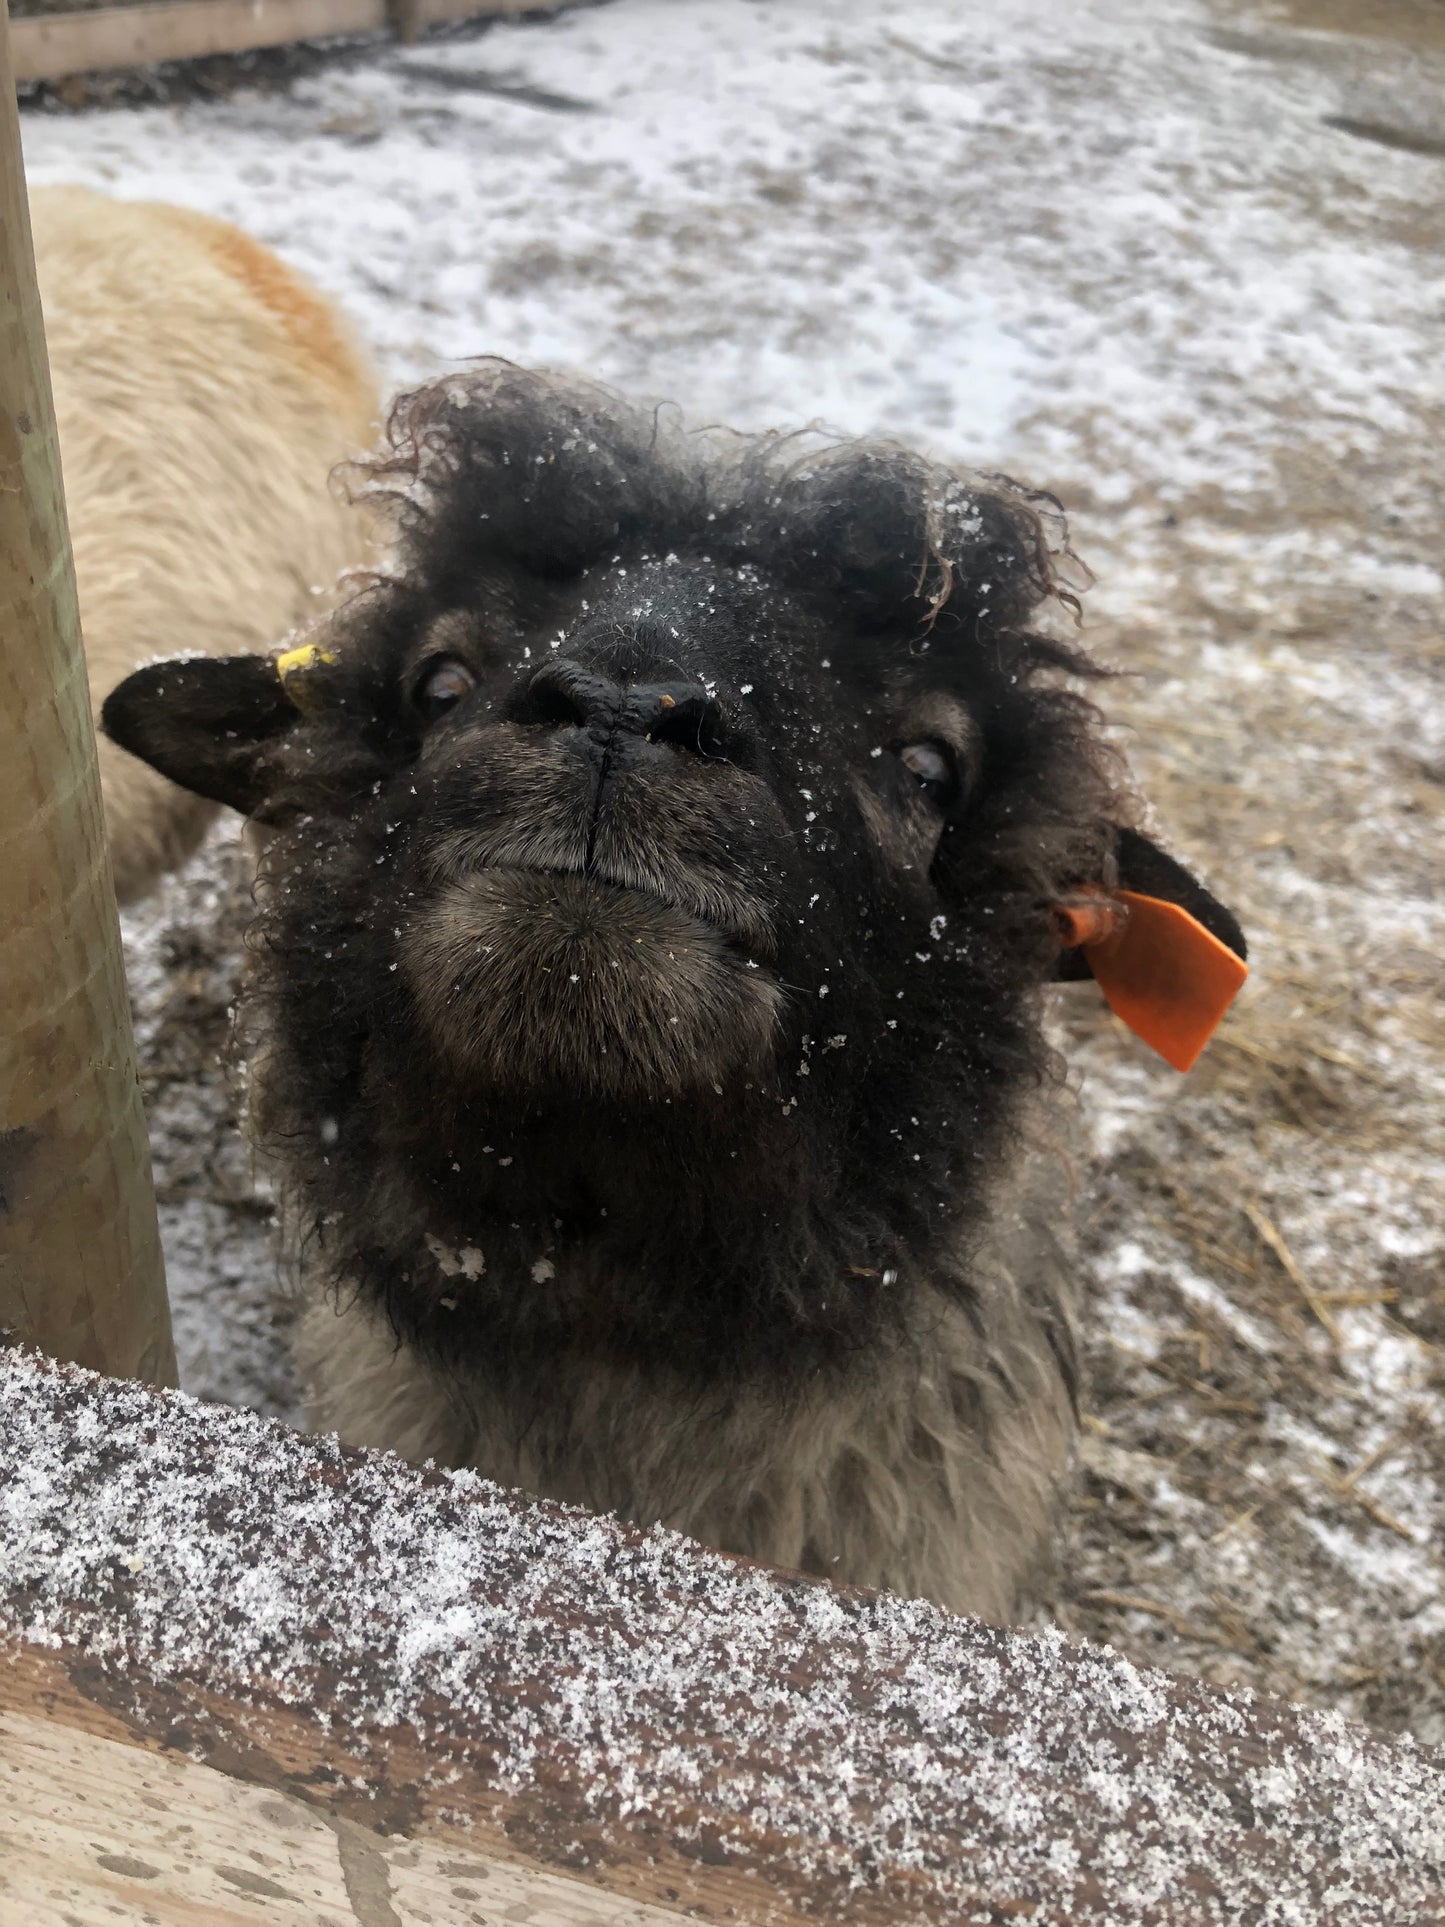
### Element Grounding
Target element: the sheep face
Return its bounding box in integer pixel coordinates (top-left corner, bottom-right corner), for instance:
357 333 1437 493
103 369 1241 1383
377 558 1012 1115
396 566 797 1107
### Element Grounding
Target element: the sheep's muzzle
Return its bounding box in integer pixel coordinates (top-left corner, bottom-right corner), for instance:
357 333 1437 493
401 868 785 1102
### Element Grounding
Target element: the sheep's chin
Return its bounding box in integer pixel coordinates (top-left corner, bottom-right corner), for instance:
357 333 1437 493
402 869 784 1102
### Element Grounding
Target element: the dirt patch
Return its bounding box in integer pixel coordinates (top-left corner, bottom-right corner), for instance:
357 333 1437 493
1250 0 1445 53
1040 466 1445 1740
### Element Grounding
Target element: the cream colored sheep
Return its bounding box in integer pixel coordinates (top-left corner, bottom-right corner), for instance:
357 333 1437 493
33 185 378 902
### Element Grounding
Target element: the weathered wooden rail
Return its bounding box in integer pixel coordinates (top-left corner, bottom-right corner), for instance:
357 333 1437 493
9 0 558 85
2 1346 1441 1925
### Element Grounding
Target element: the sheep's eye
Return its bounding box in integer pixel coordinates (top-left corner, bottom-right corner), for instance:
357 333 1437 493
898 740 958 805
413 656 478 722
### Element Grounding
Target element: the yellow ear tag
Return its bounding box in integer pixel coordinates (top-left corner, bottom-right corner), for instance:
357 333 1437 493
274 642 338 711
1055 890 1248 1073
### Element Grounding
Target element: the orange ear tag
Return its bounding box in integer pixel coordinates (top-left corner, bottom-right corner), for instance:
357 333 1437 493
1056 891 1248 1073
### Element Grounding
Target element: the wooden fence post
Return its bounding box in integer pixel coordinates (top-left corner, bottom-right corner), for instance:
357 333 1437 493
0 0 175 1385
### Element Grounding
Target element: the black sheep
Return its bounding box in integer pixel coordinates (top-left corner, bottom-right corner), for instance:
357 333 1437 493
105 365 1244 1619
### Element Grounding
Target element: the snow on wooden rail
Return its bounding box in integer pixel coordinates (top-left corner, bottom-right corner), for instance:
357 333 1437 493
1 1348 1441 1925
9 0 549 86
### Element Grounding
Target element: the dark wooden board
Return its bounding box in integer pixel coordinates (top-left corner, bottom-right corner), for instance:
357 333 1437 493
1 1347 1441 1923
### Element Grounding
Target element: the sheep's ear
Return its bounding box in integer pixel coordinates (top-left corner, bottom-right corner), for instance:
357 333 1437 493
1119 827 1244 960
101 654 296 816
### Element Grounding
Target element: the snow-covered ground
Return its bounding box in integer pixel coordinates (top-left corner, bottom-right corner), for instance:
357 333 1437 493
24 0 1445 1738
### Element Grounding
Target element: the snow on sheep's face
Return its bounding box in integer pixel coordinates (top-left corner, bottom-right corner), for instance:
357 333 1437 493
102 369 1241 1375
367 549 1004 1110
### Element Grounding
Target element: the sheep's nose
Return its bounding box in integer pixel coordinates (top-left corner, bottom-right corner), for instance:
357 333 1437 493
525 659 724 756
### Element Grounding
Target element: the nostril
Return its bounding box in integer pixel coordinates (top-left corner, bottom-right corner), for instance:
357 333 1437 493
643 685 724 757
524 659 618 731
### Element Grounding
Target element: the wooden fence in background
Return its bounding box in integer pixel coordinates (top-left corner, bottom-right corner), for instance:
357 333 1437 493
10 0 556 83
